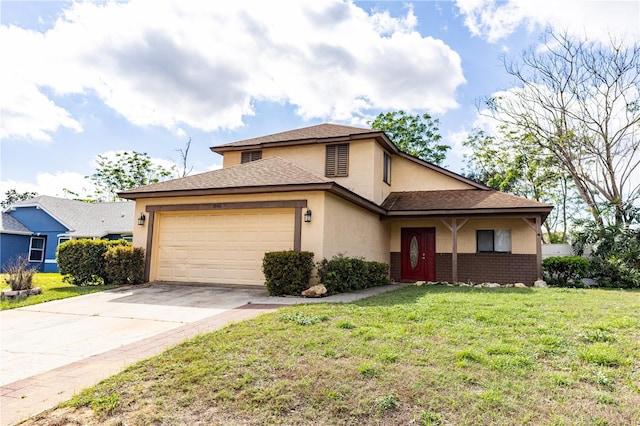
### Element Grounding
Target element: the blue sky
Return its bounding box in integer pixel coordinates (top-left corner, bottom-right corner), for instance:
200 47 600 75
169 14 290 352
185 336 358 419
1 0 638 199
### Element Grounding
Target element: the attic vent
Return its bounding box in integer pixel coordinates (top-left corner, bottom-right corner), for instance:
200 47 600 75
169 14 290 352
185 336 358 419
325 144 349 177
241 150 262 163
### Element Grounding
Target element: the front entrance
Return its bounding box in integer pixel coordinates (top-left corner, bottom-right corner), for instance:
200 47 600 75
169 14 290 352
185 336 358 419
401 227 436 281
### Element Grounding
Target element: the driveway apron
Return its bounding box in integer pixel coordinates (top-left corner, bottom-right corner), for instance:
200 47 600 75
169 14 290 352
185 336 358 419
0 282 405 426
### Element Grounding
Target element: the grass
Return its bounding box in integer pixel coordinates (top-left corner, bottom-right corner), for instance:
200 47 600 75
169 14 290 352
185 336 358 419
31 286 640 425
1 273 118 310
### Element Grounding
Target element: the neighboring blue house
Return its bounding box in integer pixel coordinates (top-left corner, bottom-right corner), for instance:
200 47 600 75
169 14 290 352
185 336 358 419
1 196 135 273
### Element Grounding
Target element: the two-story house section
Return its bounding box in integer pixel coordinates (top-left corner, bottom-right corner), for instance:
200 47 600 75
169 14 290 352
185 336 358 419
120 124 552 287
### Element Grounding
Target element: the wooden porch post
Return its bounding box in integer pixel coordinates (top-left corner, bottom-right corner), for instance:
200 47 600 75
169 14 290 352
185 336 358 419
522 216 543 280
535 215 542 279
441 218 468 284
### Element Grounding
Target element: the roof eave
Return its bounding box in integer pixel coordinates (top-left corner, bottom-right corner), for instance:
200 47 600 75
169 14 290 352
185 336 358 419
383 207 553 220
210 131 397 154
119 183 335 200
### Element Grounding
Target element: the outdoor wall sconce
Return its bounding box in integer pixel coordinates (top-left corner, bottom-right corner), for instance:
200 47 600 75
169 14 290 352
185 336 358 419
304 209 312 223
138 213 146 226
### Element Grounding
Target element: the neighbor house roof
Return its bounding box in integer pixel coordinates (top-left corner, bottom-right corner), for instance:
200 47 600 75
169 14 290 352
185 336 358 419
0 213 32 235
6 196 135 238
382 190 553 218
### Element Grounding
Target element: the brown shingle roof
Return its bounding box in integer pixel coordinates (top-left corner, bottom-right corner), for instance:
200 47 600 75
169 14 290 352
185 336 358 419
382 190 552 216
211 123 381 151
119 157 330 198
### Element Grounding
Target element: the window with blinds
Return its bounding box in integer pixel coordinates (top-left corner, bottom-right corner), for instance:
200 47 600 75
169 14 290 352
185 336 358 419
241 150 262 163
325 144 349 177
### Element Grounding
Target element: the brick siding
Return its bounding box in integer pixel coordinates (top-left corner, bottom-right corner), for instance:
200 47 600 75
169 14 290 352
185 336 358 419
391 252 538 285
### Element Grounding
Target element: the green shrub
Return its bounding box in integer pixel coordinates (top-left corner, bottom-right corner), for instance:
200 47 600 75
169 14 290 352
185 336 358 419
590 257 640 289
2 255 36 291
262 250 314 296
542 256 590 287
317 254 390 294
104 245 145 285
57 239 130 286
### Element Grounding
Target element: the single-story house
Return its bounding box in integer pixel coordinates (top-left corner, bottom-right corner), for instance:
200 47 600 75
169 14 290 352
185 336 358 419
120 124 552 287
1 196 135 272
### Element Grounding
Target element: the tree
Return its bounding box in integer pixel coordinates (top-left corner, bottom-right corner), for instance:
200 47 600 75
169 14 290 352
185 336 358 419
463 127 583 242
484 30 640 229
174 137 194 178
87 151 174 202
369 110 450 165
1 189 38 208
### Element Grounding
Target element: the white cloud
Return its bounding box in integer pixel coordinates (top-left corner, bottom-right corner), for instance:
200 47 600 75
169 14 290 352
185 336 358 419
455 0 640 43
0 172 94 200
1 0 466 141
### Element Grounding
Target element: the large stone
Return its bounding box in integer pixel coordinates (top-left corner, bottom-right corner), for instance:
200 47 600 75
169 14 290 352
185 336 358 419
581 278 598 287
301 284 327 298
486 283 501 288
534 280 548 288
514 283 527 288
415 281 426 286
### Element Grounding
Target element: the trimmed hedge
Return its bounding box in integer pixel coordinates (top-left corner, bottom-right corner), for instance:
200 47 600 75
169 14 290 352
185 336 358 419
542 256 590 287
104 245 145 285
317 254 390 294
263 250 315 296
57 239 141 286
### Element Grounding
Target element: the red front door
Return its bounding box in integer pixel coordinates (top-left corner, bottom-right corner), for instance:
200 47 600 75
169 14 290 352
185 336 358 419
401 228 436 281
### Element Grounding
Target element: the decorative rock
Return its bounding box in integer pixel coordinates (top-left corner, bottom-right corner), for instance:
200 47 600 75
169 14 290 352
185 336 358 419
581 278 598 287
426 281 439 286
415 281 426 286
486 283 501 288
1 287 41 299
514 283 527 288
504 283 514 288
534 280 548 288
459 283 471 287
301 284 327 298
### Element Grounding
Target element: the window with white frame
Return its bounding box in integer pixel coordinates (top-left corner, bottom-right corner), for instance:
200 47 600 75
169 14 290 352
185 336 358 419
477 229 511 253
29 236 46 262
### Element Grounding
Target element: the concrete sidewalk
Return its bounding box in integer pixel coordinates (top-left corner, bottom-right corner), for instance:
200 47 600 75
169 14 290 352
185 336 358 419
1 283 405 426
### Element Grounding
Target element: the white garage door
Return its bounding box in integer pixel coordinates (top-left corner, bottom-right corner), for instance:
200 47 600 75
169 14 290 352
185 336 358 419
154 209 295 285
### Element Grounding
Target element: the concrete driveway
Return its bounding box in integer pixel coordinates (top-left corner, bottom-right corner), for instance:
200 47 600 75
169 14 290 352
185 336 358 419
0 282 406 425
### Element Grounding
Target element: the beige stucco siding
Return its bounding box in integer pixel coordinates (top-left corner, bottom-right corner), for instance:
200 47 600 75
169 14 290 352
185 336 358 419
220 138 392 203
391 156 475 192
389 218 536 255
322 193 389 263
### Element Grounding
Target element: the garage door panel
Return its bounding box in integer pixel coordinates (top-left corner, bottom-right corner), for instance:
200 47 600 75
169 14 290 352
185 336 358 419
154 209 294 285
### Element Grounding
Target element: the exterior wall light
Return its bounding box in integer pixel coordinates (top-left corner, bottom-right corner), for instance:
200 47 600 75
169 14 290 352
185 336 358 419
304 209 312 223
138 213 146 226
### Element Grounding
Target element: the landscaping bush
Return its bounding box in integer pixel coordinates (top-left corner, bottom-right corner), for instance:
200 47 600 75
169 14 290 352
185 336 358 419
262 250 314 296
57 239 130 286
104 245 145 285
572 214 640 288
2 255 36 291
542 256 591 287
317 254 390 294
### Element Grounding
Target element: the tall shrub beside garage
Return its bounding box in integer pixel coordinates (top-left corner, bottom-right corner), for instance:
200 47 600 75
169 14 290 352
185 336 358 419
104 245 145 285
262 250 314 296
57 239 131 285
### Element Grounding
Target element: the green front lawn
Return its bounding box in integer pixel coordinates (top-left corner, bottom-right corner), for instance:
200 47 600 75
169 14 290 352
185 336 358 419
31 285 640 425
1 273 119 310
